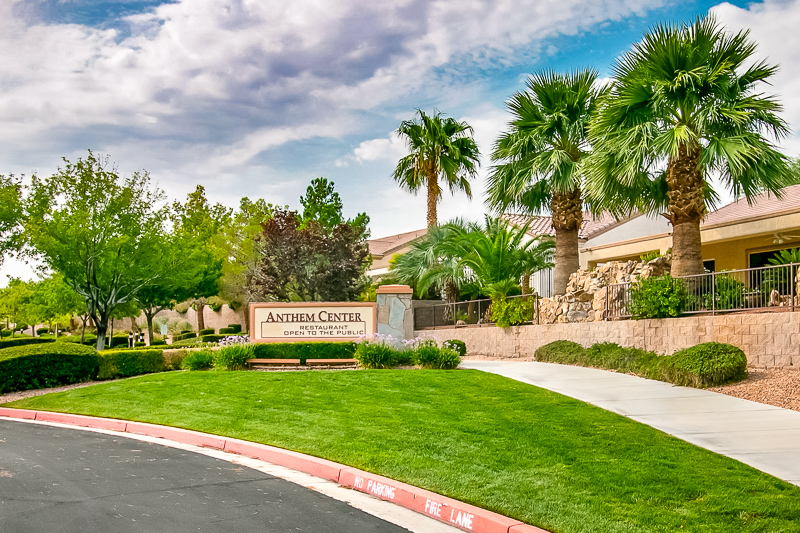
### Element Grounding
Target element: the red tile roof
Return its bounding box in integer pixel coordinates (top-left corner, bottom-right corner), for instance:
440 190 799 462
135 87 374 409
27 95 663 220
500 211 632 240
368 228 428 257
702 184 800 228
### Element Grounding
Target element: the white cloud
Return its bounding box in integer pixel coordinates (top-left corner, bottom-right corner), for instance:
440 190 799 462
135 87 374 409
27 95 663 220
352 133 408 163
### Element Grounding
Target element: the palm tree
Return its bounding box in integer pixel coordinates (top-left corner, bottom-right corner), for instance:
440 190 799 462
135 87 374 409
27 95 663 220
487 69 603 295
392 110 481 228
586 16 794 276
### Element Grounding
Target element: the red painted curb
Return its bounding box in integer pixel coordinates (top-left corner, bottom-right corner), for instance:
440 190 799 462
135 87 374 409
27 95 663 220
33 411 128 432
0 407 37 419
124 421 226 450
339 468 522 533
223 439 344 482
0 409 552 533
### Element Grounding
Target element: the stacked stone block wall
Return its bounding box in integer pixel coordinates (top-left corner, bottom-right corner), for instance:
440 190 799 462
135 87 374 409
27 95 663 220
418 311 799 368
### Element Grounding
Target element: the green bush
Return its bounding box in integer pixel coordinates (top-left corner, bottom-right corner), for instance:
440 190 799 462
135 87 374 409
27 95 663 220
0 343 99 393
703 273 746 311
151 339 166 346
584 342 663 380
36 327 49 335
414 341 460 369
218 327 235 335
0 329 10 338
97 349 165 380
491 297 536 328
200 334 228 343
252 341 356 364
227 324 243 333
199 328 215 336
354 341 401 369
163 349 189 370
15 323 28 332
662 342 747 387
443 339 467 358
534 340 587 364
0 337 55 349
629 275 688 318
214 344 256 370
176 332 197 341
181 350 214 370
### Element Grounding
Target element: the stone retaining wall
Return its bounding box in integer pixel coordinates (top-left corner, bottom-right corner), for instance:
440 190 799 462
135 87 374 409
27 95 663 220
418 311 799 368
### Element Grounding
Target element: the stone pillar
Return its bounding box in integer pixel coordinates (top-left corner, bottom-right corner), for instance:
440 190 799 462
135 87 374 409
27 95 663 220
376 285 413 340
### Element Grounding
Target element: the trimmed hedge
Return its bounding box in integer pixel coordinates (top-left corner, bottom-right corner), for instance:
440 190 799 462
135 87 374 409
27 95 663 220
97 349 165 380
534 341 747 388
0 337 55 349
36 327 49 335
252 342 356 364
218 327 236 335
199 328 215 335
227 324 242 333
200 334 228 343
0 343 99 393
151 339 167 346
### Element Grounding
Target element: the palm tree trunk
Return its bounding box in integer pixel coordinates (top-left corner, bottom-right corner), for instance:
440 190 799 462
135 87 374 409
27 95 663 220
521 274 531 295
551 187 583 295
666 144 706 277
426 169 440 228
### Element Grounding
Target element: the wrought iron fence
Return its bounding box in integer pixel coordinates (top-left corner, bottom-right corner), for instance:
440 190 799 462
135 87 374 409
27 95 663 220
607 263 799 319
413 294 541 329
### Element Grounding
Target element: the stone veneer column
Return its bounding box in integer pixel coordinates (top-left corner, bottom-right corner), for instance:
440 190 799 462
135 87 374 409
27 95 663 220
376 285 413 340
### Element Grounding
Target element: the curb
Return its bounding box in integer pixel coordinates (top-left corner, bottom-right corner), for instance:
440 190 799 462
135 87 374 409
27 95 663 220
0 408 550 533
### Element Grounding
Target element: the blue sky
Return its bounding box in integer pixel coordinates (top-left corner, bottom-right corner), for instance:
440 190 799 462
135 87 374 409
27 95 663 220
3 0 800 281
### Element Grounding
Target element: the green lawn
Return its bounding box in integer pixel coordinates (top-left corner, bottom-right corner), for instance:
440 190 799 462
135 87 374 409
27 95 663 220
5 370 799 533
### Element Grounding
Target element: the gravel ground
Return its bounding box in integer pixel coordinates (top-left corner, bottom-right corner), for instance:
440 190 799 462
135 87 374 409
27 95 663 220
463 356 800 413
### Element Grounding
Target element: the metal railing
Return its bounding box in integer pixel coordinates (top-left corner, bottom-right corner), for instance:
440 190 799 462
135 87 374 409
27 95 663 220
414 263 800 329
413 294 541 329
607 263 799 319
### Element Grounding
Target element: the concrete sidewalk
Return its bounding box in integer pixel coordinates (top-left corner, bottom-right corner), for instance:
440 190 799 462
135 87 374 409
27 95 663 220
462 361 800 486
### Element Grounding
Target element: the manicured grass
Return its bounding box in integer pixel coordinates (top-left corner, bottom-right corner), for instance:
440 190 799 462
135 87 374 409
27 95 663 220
5 370 800 532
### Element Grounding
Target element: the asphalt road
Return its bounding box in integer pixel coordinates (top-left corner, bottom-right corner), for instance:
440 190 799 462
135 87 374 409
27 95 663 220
0 419 411 532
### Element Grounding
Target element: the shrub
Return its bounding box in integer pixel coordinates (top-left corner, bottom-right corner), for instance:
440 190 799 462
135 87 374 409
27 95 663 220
414 341 461 369
491 297 536 328
443 339 467 358
163 349 189 371
134 342 146 348
534 340 587 364
227 324 243 333
97 349 165 380
629 275 688 319
151 339 166 346
703 273 746 311
181 350 214 370
0 329 10 338
36 327 49 335
662 342 747 388
355 341 400 369
0 337 55 349
15 323 28 332
200 334 228 343
199 328 215 336
584 342 663 380
218 327 236 335
176 332 197 341
252 341 357 364
0 343 99 393
214 344 256 370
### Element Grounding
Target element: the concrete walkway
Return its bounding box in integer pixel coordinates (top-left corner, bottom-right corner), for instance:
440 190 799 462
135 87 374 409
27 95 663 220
462 361 800 486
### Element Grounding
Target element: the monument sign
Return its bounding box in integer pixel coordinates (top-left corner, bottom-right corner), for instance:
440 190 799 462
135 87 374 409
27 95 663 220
250 302 377 343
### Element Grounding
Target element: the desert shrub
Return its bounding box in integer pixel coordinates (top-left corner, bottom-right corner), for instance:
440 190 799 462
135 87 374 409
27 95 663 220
0 337 55 349
534 340 587 364
443 339 467 358
703 273 746 311
662 342 747 387
218 327 236 335
97 349 165 380
199 328 215 336
0 343 99 393
414 341 460 369
629 275 688 319
227 324 243 333
252 341 356 364
491 297 536 328
213 344 256 370
163 349 189 370
584 342 663 379
181 350 214 370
